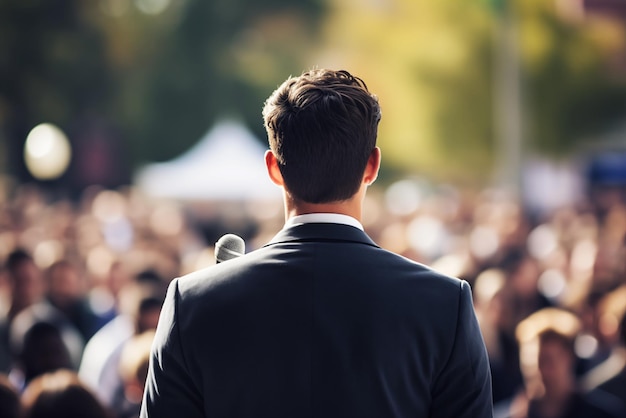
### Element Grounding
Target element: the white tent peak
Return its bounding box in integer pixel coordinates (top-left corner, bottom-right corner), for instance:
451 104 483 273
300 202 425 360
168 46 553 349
134 119 281 201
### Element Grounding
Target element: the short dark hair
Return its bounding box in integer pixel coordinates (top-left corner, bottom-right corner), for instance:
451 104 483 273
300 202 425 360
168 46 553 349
538 329 576 357
263 69 381 203
5 249 33 274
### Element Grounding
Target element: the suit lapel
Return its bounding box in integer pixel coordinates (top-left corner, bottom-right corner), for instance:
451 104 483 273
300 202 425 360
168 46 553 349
265 223 379 249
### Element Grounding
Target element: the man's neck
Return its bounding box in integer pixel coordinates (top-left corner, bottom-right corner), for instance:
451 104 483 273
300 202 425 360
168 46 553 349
283 193 363 223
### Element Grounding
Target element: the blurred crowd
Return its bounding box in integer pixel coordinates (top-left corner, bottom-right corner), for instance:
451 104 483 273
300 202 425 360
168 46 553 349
1 179 626 418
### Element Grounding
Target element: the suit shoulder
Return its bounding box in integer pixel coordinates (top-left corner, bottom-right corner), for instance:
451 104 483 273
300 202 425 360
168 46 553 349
375 246 464 289
175 249 268 295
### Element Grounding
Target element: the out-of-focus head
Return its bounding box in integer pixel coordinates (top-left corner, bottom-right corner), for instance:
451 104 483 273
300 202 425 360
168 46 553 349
5 249 44 316
105 260 131 299
472 268 510 328
21 370 111 418
536 330 576 392
0 373 21 418
592 239 625 292
500 248 540 296
118 330 155 403
473 268 506 309
263 69 381 204
19 321 73 384
595 285 626 347
136 295 162 334
118 269 166 334
45 260 84 309
516 308 580 396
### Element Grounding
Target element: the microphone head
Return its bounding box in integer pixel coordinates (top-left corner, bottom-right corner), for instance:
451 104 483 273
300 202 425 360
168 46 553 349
215 234 245 263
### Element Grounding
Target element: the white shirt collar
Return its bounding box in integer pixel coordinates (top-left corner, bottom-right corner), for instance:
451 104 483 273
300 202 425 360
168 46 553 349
283 213 364 231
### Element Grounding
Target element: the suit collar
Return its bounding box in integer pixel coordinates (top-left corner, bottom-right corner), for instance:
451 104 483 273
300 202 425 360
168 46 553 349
285 213 364 231
265 223 379 248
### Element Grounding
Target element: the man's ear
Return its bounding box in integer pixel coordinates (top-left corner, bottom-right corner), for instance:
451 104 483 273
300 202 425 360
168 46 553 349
363 147 381 185
265 150 284 187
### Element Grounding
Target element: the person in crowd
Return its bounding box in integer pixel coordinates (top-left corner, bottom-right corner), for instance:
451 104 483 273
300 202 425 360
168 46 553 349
474 268 524 404
45 260 101 342
10 321 73 391
79 270 165 407
21 369 112 418
576 289 614 375
141 69 492 417
583 285 626 409
9 285 85 374
0 372 21 418
3 251 84 387
88 260 134 328
495 307 624 418
499 248 552 328
5 249 45 322
592 310 626 407
591 209 626 294
113 330 155 418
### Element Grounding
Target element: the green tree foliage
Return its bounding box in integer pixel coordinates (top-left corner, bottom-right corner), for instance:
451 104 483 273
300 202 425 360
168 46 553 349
1 0 624 188
0 0 113 181
0 0 323 186
93 0 323 164
318 0 626 181
318 0 495 182
515 0 626 156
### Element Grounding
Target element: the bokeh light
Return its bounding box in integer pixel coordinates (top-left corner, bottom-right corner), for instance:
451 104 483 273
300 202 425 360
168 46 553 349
33 240 65 269
384 180 422 216
537 268 567 300
527 224 558 261
407 215 447 260
574 333 599 359
92 190 126 223
135 0 170 15
469 225 500 260
24 123 72 180
150 203 184 237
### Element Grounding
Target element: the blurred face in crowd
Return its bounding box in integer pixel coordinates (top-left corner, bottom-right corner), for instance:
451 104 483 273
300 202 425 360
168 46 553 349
536 333 574 396
137 306 160 335
136 297 163 335
592 241 624 291
47 262 83 309
9 258 44 314
511 257 541 298
494 287 517 334
107 261 131 300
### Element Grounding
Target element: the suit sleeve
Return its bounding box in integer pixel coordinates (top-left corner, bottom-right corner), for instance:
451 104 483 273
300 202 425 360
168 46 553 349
140 278 204 418
430 280 493 418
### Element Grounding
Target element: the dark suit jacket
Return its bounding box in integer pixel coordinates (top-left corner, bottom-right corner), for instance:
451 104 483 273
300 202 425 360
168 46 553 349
141 223 493 417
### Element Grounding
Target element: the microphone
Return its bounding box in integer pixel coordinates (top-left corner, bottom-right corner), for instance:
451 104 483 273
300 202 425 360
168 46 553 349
215 234 245 263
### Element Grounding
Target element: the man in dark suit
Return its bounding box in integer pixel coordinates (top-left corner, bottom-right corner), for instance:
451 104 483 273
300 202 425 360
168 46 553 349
141 69 493 418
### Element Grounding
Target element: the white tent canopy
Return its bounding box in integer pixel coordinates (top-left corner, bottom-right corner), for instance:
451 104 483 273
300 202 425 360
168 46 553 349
134 120 281 201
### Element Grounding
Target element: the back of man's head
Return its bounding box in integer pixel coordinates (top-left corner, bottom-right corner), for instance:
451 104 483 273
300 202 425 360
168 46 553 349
263 69 381 204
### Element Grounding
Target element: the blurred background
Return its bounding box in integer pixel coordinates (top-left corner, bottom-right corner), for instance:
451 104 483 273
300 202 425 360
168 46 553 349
2 0 625 195
2 1 626 417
